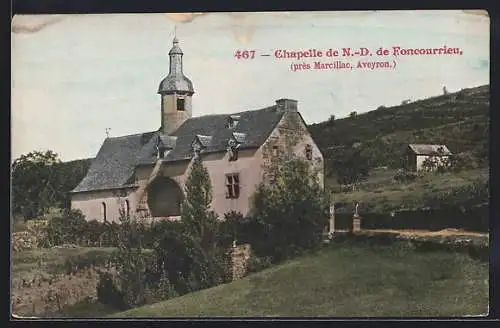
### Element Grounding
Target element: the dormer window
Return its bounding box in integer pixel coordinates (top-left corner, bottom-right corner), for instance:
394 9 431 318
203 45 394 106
227 115 240 129
305 144 313 160
177 98 185 111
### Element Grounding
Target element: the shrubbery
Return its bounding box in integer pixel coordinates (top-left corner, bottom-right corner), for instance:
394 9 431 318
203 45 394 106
393 169 419 183
243 159 329 263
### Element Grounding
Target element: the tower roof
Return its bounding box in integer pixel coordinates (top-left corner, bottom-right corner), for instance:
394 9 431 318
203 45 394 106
158 37 195 95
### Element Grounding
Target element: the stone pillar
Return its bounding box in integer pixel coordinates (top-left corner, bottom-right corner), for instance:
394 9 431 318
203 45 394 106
329 203 335 236
352 202 361 233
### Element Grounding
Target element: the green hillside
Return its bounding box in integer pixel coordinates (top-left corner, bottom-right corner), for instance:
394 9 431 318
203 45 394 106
112 243 488 318
308 85 489 172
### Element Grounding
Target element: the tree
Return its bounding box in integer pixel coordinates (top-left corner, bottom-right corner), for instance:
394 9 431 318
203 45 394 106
335 144 370 189
11 150 62 219
349 111 357 118
154 157 226 295
249 158 329 263
181 157 219 253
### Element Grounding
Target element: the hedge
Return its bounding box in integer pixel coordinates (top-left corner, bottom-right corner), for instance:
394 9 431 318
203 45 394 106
358 204 488 232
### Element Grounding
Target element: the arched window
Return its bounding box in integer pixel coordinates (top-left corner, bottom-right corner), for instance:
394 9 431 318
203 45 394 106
124 200 130 217
101 202 107 222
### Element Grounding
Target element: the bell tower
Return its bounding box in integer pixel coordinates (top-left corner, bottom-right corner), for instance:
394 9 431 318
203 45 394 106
158 36 195 135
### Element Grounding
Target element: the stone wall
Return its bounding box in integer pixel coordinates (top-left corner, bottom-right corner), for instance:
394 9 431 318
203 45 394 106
11 266 102 317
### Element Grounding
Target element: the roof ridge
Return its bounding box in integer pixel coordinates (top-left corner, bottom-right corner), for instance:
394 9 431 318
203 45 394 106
188 105 277 120
107 130 157 140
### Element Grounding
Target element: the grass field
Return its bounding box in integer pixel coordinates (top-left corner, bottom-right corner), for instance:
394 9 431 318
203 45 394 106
112 242 489 318
331 167 488 212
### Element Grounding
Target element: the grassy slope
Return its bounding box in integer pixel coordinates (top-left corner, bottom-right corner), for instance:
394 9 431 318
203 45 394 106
332 167 489 211
113 243 488 317
308 85 489 170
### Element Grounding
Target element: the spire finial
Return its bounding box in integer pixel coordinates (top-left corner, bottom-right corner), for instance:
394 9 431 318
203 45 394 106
105 128 111 138
173 25 178 43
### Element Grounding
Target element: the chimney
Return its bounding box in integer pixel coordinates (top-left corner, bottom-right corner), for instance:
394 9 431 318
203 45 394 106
276 99 298 112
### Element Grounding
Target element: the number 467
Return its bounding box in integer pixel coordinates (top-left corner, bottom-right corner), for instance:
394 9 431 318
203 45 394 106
234 50 255 59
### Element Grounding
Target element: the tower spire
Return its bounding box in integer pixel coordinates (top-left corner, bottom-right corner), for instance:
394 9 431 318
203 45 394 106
158 36 195 135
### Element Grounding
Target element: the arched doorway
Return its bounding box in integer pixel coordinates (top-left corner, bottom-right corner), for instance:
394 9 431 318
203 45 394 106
147 176 184 217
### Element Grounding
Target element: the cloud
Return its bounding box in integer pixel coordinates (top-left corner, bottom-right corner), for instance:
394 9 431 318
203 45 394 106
164 12 257 45
11 15 65 34
164 13 207 24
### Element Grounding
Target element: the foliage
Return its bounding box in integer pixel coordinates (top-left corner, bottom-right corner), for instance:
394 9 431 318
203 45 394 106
359 204 489 232
181 157 219 253
149 158 228 297
393 169 419 183
155 231 226 295
96 211 173 310
334 144 370 187
11 151 92 219
248 158 329 263
41 209 87 247
63 249 113 274
11 151 62 219
246 254 272 274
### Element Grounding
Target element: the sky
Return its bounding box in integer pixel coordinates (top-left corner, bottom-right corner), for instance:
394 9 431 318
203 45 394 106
11 11 489 161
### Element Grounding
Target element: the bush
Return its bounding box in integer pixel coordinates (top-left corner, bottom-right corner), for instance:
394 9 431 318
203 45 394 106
359 204 489 233
42 209 87 247
64 250 113 274
246 254 272 274
393 169 418 183
247 159 329 263
154 231 226 295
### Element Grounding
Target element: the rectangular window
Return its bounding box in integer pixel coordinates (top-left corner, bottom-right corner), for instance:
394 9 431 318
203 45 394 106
177 98 185 111
272 146 279 157
225 173 240 199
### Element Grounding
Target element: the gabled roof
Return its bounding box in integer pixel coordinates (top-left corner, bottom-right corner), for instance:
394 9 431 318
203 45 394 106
71 105 285 193
71 132 155 193
408 144 452 156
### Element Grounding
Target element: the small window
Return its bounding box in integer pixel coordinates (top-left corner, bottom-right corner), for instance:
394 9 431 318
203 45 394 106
272 146 279 157
305 144 313 160
225 173 240 199
101 202 107 222
177 98 185 111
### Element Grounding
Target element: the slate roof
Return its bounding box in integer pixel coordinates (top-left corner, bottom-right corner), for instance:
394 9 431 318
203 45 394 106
408 144 452 156
71 105 285 193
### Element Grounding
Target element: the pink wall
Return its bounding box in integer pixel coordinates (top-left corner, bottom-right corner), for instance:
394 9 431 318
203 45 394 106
71 189 136 223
